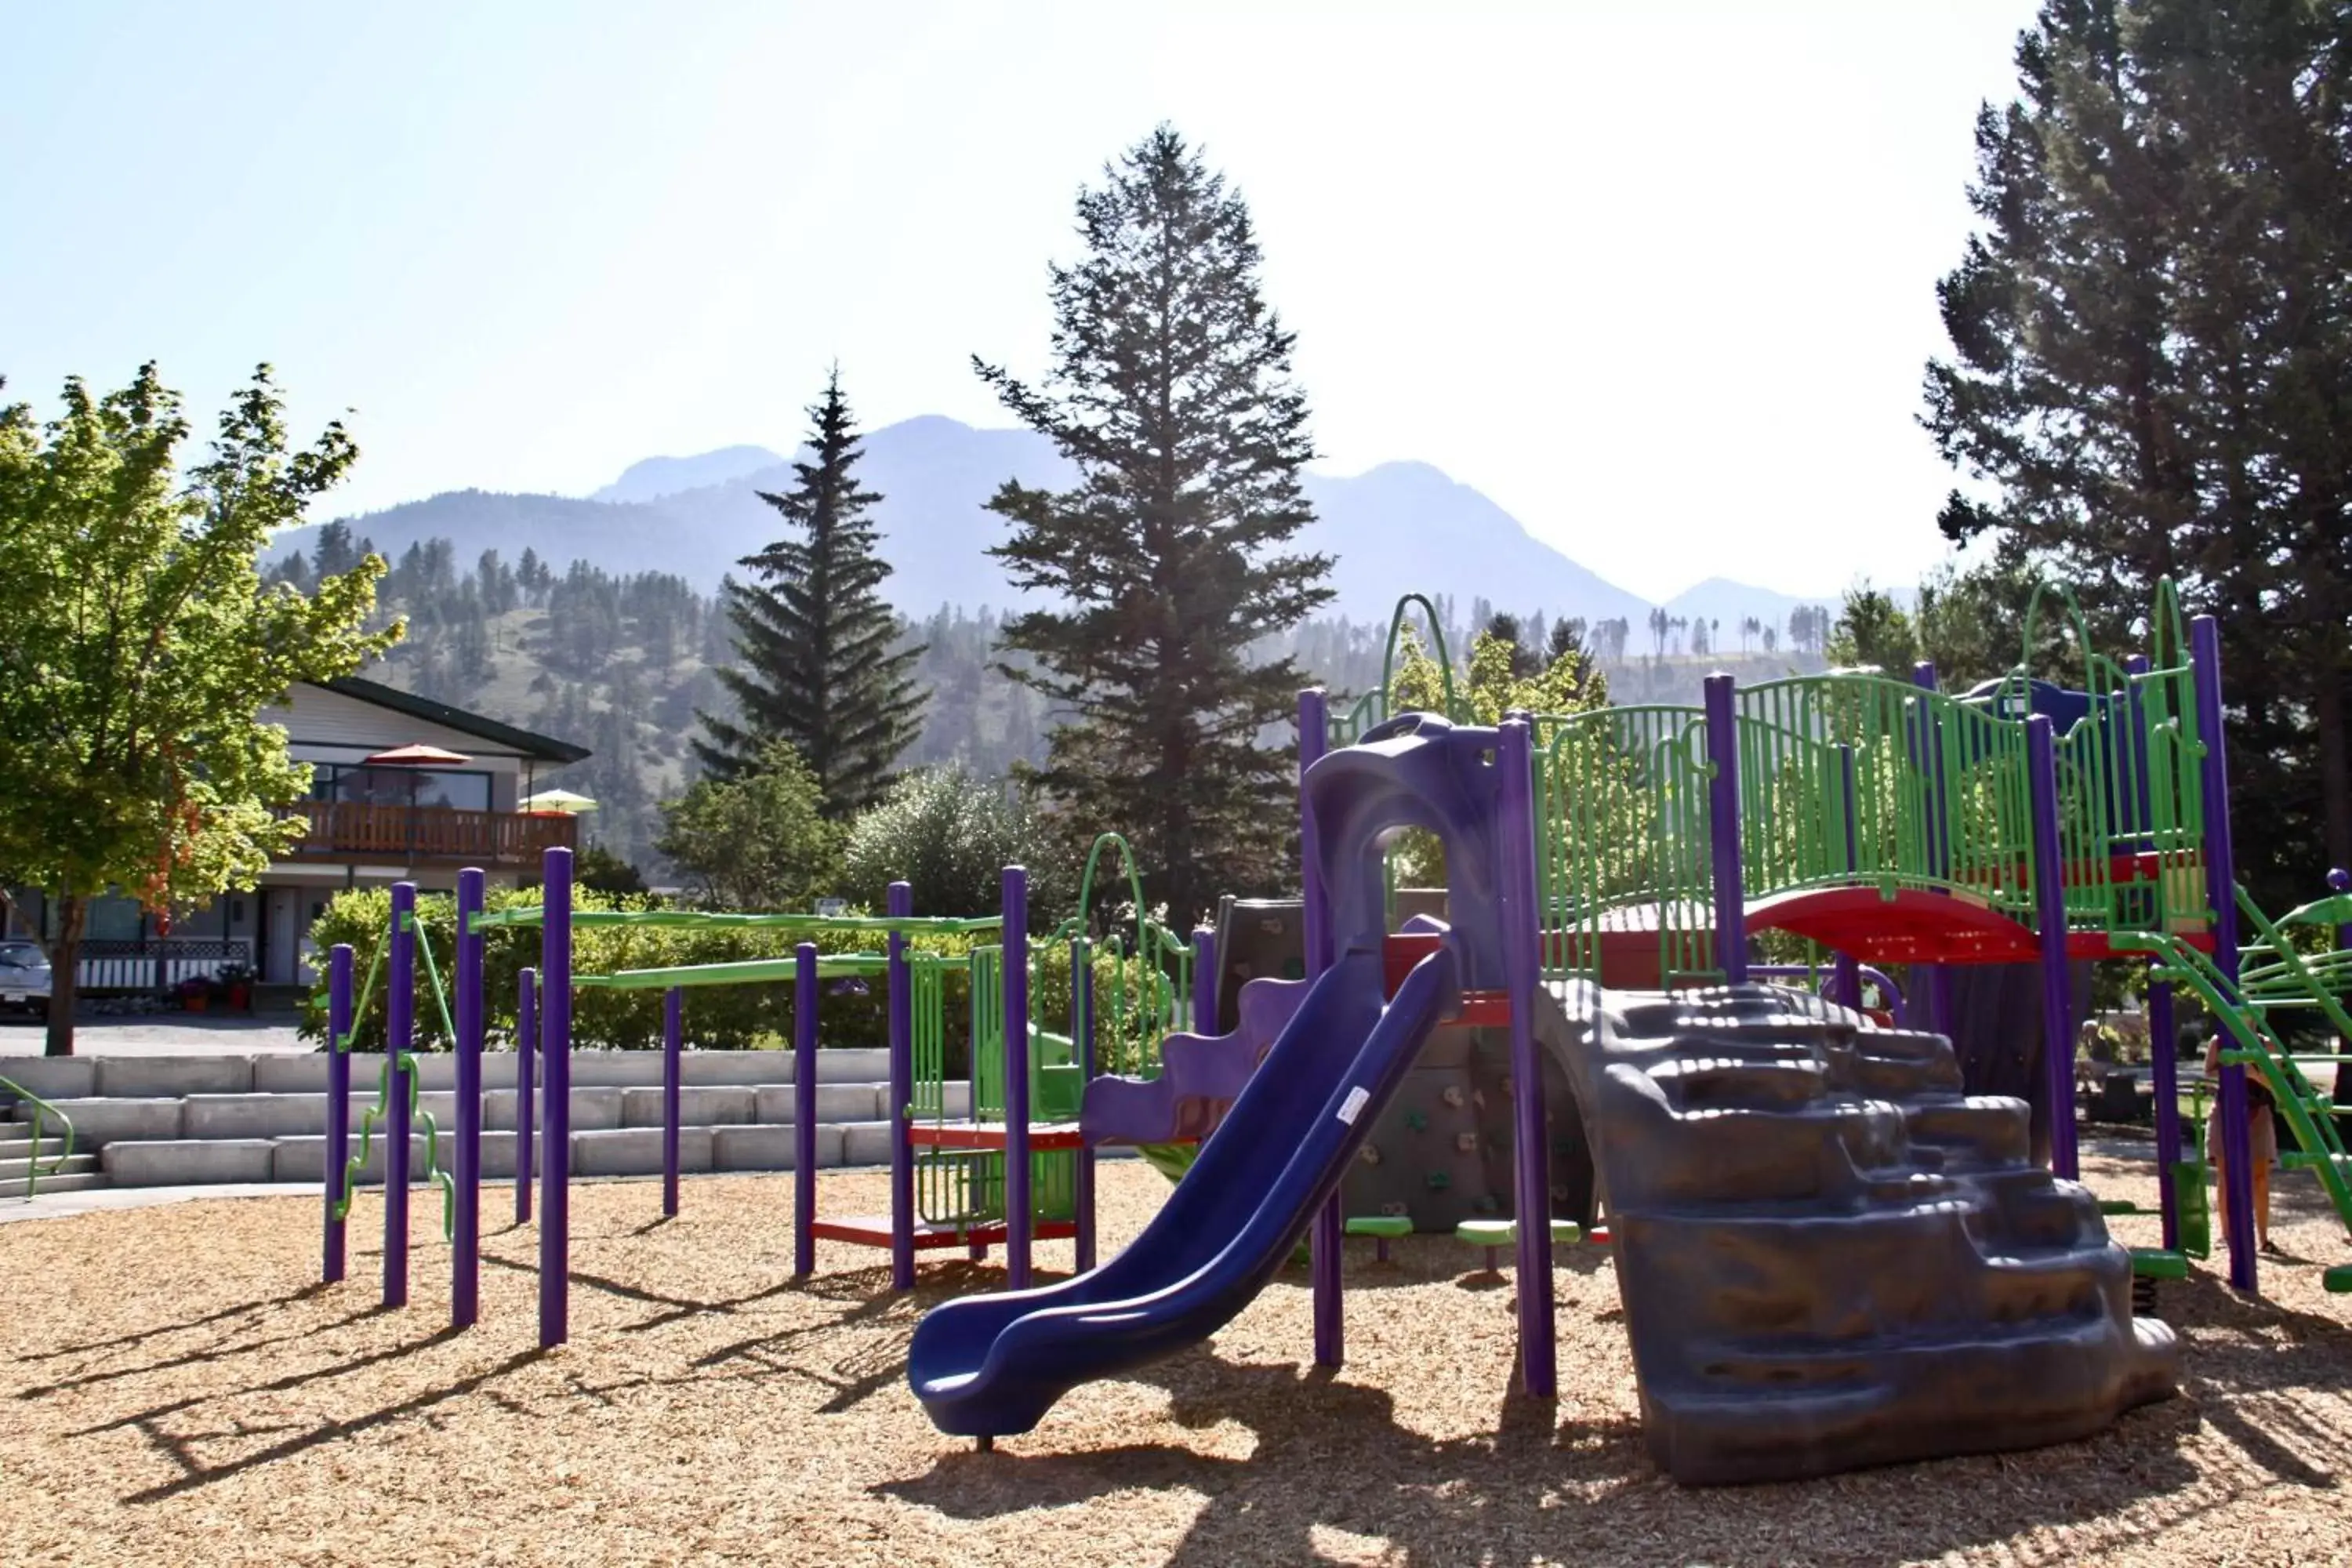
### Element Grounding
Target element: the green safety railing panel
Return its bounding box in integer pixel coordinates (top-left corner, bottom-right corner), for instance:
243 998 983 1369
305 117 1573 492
1535 704 1718 985
1731 674 2038 917
908 954 949 1122
971 945 1005 1120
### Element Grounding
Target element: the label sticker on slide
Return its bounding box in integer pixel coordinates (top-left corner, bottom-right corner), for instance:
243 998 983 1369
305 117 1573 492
1337 1086 1370 1125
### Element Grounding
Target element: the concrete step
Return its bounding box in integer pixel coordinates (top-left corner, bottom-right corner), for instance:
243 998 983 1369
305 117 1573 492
2 1171 110 1196
251 1046 893 1094
0 1152 100 1181
7 1098 185 1147
12 1078 968 1146
103 1138 276 1186
92 1110 1036 1188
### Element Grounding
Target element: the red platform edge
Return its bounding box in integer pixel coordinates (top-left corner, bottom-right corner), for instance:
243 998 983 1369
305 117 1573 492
809 1214 1081 1251
906 1122 1087 1151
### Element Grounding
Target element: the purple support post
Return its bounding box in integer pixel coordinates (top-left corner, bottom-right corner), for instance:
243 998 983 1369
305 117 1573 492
887 881 916 1290
539 847 573 1348
324 943 353 1283
1191 927 1216 1034
516 967 536 1224
2149 976 2180 1249
1299 688 1345 1367
1911 661 1952 1038
452 867 485 1329
1835 745 1863 1011
2191 615 2256 1291
1701 674 1748 984
662 985 683 1218
1004 866 1033 1290
2026 717 2079 1178
1499 717 1556 1399
1073 931 1097 1273
384 881 416 1308
793 942 818 1277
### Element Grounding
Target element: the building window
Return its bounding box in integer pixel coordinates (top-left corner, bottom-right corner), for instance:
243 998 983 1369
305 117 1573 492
307 764 493 812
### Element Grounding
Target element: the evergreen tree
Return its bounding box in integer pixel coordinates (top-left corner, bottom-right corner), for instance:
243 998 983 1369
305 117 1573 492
693 369 926 815
975 126 1334 924
1922 0 2352 898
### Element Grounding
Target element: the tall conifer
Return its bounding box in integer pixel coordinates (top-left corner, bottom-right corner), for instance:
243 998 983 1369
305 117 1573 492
977 126 1334 924
695 370 925 815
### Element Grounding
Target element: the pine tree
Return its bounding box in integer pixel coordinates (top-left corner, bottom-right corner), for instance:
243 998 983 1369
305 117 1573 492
693 369 926 815
1922 0 2352 898
976 125 1334 924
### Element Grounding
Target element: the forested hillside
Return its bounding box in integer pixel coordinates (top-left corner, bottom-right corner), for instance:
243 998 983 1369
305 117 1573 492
267 530 1830 876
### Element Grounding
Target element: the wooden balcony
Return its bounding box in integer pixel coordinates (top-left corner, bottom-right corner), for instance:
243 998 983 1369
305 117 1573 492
278 802 579 866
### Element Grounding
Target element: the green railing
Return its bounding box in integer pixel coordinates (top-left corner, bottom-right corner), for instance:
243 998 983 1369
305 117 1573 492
1536 704 1719 985
0 1076 76 1200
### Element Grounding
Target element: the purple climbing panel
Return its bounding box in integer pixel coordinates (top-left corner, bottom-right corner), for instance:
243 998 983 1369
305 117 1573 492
1080 975 1306 1146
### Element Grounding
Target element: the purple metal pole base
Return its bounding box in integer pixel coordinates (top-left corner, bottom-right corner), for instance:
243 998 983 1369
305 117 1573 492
2148 977 2180 1251
2026 718 2079 1178
887 882 917 1291
324 945 354 1283
1004 866 1033 1292
385 882 416 1309
662 986 683 1218
539 848 574 1348
453 867 485 1330
793 942 818 1277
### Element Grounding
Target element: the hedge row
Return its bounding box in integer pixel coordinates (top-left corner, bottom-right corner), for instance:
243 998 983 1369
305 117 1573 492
299 887 1184 1075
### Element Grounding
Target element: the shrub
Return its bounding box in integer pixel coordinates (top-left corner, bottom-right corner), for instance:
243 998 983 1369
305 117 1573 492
844 768 1071 920
655 740 844 911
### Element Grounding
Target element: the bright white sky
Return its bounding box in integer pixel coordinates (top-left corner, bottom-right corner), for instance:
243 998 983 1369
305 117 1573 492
5 0 2040 602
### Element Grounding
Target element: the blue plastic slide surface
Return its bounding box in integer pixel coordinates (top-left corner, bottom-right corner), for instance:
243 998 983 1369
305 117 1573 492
907 941 1460 1437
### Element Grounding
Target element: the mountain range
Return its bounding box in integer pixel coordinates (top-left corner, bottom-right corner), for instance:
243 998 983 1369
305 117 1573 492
271 416 1851 632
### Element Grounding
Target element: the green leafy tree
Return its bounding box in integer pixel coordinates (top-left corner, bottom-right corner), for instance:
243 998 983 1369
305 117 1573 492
1824 583 1919 673
0 364 398 1054
1922 0 2352 897
654 739 844 911
976 125 1334 927
695 369 926 815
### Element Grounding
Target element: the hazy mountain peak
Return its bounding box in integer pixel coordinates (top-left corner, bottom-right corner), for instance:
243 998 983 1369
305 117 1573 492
593 445 785 504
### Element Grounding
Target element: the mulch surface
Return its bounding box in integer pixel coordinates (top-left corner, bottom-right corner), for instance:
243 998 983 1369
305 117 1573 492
3 1153 2350 1566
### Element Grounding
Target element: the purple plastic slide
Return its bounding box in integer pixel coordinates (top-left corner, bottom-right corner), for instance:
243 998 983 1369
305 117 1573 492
906 940 1458 1438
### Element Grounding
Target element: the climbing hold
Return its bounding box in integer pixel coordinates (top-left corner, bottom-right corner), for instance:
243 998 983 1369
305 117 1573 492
1403 1109 1429 1133
1425 1171 1452 1192
1456 1132 1479 1154
1358 1143 1382 1167
1441 1086 1466 1109
1473 1192 1501 1214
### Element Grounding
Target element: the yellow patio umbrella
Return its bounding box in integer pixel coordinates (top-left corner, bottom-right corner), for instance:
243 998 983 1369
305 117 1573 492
520 789 600 814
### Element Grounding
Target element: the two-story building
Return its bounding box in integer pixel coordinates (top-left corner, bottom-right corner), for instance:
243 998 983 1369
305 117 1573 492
3 676 590 992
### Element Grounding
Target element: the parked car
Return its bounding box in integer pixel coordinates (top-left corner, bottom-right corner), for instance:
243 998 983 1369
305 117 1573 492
0 940 51 1018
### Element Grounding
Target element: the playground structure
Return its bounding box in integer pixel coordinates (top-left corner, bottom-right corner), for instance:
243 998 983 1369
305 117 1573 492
299 574 2351 1482
906 579 2352 1481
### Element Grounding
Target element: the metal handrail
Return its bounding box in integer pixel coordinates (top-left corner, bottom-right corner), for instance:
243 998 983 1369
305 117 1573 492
0 1075 77 1200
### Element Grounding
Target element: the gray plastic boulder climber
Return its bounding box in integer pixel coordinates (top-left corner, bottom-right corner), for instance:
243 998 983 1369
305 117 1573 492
1549 981 2179 1486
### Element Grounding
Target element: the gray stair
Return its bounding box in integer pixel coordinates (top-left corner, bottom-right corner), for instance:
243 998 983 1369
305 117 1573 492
11 1048 978 1189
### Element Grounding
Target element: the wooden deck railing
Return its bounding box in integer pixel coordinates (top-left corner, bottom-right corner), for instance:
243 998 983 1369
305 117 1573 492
278 803 579 864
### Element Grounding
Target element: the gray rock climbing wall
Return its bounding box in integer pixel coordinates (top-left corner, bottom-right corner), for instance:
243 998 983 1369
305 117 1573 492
1338 1011 1597 1231
1548 981 2178 1485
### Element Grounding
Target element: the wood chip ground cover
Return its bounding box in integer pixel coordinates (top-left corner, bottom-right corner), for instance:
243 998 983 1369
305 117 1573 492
2 1154 2349 1566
